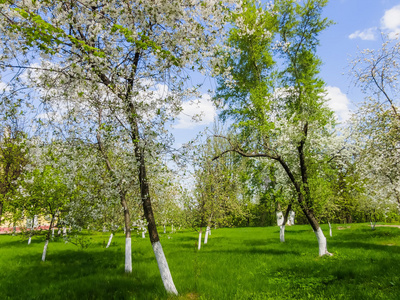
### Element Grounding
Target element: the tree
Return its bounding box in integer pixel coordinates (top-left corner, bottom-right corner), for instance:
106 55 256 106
0 97 28 226
350 35 400 216
0 0 239 293
213 0 342 256
16 142 74 261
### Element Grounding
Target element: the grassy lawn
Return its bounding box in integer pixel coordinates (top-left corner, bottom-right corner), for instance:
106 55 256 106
0 223 399 300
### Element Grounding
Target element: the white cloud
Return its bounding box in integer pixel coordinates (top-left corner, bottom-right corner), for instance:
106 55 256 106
348 27 377 41
381 5 400 39
325 86 351 122
173 94 216 129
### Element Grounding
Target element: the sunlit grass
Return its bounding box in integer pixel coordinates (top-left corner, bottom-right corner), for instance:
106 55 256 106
1 223 399 299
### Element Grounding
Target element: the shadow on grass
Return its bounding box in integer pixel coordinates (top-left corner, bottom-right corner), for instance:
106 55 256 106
0 247 168 300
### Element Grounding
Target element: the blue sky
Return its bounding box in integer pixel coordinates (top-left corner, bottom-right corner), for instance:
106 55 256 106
171 0 400 147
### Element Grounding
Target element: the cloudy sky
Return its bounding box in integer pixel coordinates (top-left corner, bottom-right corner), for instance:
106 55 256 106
172 0 400 146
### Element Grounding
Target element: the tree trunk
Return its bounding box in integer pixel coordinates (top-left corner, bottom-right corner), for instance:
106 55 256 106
106 233 113 248
204 214 213 244
0 201 3 225
280 225 285 242
370 221 376 229
120 192 132 273
198 227 202 250
42 214 55 262
96 122 133 273
328 222 332 237
135 145 177 295
277 155 331 256
276 211 284 226
314 227 332 256
163 224 166 234
204 226 210 244
288 210 295 225
152 241 179 295
42 240 49 262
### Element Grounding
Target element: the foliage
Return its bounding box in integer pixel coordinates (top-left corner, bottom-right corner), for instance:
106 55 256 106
350 34 400 217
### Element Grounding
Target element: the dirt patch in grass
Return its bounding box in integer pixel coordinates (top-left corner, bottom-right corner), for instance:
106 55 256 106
337 226 351 230
374 225 400 229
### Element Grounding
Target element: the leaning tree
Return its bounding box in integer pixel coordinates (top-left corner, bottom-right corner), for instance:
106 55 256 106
0 0 240 294
213 0 346 256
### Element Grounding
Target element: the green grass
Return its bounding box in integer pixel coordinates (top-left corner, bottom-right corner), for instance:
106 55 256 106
1 223 400 299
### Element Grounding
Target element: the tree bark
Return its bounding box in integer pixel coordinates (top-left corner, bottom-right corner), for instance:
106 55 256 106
134 141 178 294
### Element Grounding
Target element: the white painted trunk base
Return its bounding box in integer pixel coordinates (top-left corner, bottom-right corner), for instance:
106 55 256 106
163 225 166 234
328 222 332 237
288 210 295 225
42 240 49 261
125 237 132 273
28 236 32 245
370 221 376 229
52 228 54 238
106 233 113 248
314 228 332 256
204 226 210 244
276 211 284 226
142 231 145 238
198 231 202 250
152 241 178 295
63 227 67 237
280 225 285 242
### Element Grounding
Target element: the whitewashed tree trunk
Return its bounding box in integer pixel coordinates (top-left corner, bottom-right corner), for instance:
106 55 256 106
125 237 132 273
152 241 178 295
370 221 376 229
142 231 145 238
198 230 202 250
328 222 332 237
276 211 284 226
288 210 295 225
58 228 61 235
106 233 113 248
42 240 49 261
51 228 54 238
314 227 332 256
103 226 106 232
280 225 285 242
63 227 67 237
28 235 32 245
204 226 210 244
163 225 166 234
